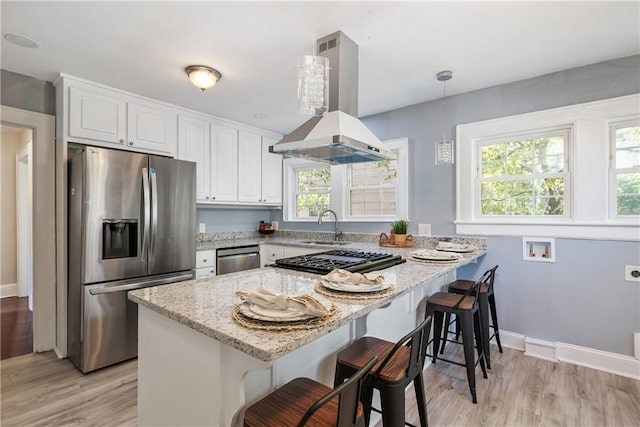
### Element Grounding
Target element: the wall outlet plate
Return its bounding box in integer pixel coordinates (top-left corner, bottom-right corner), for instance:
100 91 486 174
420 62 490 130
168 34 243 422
418 224 431 236
625 265 640 282
199 223 206 233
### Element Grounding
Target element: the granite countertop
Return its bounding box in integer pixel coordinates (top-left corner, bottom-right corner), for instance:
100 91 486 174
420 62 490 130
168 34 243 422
129 247 486 362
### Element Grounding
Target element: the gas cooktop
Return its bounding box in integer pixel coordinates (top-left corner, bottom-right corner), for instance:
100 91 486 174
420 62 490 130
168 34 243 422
272 249 406 274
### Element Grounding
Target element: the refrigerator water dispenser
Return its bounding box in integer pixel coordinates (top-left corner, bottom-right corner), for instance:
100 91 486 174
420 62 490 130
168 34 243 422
102 219 138 259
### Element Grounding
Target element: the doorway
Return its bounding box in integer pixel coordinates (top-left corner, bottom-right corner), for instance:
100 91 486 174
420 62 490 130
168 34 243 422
1 124 34 359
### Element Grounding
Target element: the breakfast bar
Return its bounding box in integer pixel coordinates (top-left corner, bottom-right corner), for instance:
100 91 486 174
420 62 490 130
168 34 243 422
129 243 486 427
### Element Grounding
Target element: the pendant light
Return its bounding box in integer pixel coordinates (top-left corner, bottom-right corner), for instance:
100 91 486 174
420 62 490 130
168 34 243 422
435 70 454 165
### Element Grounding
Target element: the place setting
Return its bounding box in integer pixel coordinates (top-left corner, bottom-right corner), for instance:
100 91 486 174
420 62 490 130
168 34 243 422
314 269 396 300
232 287 340 331
407 249 463 264
435 241 478 253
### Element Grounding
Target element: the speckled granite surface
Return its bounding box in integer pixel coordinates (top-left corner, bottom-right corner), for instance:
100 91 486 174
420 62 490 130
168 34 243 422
129 247 486 362
196 230 487 251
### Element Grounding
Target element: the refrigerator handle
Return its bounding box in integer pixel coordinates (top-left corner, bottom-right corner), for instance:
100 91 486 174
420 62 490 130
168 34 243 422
142 167 151 259
150 167 158 261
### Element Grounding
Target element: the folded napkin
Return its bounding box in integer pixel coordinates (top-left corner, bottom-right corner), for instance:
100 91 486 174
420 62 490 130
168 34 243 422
236 287 330 317
322 269 385 286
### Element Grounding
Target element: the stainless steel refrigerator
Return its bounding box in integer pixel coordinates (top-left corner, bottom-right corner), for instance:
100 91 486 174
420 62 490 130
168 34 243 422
67 146 196 373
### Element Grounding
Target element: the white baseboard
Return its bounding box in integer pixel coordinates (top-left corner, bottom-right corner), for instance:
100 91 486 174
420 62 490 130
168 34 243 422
0 283 18 298
500 330 640 380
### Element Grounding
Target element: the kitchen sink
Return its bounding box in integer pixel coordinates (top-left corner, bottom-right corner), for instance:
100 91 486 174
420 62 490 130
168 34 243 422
300 240 352 246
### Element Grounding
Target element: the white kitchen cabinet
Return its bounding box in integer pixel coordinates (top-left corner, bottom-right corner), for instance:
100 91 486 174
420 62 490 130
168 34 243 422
238 131 262 203
127 102 177 154
261 136 283 204
260 244 285 267
68 85 127 145
283 246 322 258
65 79 176 156
210 124 238 202
195 249 216 278
178 115 210 201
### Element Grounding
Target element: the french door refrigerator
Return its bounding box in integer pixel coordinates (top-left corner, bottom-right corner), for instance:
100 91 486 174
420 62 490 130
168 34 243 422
67 146 196 373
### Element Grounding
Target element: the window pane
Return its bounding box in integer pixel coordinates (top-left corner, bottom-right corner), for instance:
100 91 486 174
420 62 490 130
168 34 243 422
482 160 505 177
535 197 564 215
535 178 564 197
297 167 330 192
506 198 533 215
481 181 505 199
481 144 504 162
506 180 533 198
615 125 640 168
617 195 640 215
296 194 329 218
349 159 397 217
617 172 640 195
506 140 533 175
481 199 505 215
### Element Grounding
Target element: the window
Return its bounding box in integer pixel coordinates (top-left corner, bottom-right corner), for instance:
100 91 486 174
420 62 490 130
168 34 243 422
610 121 640 217
456 94 639 240
478 130 569 217
284 138 408 222
293 164 330 218
348 159 398 217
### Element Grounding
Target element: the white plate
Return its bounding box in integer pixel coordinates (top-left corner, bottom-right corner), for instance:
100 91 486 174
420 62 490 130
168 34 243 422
436 243 477 253
238 303 314 322
410 250 461 261
409 256 460 264
320 280 390 293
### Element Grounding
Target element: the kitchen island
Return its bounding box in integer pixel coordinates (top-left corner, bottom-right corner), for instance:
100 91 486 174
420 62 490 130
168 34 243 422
129 244 486 427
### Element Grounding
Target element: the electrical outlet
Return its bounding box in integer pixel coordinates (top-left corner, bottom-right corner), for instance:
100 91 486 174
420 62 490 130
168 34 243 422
199 223 206 233
625 265 640 282
418 224 431 236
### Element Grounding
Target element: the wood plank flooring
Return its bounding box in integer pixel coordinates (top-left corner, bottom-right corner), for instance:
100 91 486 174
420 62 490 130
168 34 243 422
1 296 33 360
1 345 638 426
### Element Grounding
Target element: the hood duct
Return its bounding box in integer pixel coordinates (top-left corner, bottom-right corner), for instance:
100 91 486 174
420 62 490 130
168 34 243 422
270 31 395 165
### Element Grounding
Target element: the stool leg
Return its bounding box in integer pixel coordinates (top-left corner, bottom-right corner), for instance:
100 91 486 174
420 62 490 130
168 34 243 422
459 311 478 404
380 387 405 427
413 372 429 427
455 314 461 341
334 362 351 387
361 384 374 427
478 292 491 369
431 311 444 363
488 293 503 353
473 310 488 379
440 313 452 354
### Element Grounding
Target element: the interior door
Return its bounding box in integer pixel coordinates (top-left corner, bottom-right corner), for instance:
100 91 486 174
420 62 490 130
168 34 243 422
148 156 196 275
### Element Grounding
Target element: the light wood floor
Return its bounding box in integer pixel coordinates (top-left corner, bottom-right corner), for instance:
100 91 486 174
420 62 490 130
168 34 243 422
1 346 638 426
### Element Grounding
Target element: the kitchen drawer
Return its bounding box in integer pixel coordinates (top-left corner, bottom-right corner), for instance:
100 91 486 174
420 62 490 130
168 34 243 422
196 250 216 268
195 266 215 279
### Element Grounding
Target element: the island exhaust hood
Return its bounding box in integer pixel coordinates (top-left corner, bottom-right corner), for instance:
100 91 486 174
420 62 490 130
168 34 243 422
270 31 395 165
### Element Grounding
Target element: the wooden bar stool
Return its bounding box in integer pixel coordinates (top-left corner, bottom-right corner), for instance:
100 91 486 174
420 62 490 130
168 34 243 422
244 356 377 427
426 276 487 404
440 265 502 369
334 315 433 427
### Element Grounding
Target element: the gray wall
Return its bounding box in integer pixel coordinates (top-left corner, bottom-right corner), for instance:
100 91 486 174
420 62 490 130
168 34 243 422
197 208 270 232
273 55 640 356
1 69 55 115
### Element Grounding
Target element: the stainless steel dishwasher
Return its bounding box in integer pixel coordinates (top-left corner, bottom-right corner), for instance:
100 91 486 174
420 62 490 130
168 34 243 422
216 245 261 275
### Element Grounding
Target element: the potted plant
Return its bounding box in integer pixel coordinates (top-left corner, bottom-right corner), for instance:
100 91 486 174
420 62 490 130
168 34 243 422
391 219 410 244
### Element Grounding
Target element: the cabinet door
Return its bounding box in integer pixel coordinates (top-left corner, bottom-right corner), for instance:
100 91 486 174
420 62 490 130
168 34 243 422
261 136 283 204
283 247 323 258
69 86 126 145
237 131 262 203
210 124 238 202
178 115 210 201
127 102 177 155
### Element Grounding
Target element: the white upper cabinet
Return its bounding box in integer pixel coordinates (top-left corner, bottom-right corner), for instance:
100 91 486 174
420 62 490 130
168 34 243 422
127 102 177 154
178 115 210 201
261 136 283 204
69 86 127 145
238 131 263 203
210 124 238 202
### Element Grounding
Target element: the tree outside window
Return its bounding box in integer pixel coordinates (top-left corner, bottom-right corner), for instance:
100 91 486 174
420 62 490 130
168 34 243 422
295 166 330 218
612 123 640 216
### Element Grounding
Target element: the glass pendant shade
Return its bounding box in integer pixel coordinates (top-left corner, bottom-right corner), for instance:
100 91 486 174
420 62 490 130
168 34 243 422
297 55 329 116
435 138 455 165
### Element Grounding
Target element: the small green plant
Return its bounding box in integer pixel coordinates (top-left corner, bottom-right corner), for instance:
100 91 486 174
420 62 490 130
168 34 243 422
391 219 409 234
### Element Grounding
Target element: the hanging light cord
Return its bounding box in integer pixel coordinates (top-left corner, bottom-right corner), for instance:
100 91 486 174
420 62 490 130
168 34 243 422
442 79 447 142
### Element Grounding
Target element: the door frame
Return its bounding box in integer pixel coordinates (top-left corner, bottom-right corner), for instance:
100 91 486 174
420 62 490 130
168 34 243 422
1 106 56 353
16 142 33 308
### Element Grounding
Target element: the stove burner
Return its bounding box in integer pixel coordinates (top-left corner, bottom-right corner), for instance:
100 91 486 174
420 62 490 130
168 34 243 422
273 249 406 274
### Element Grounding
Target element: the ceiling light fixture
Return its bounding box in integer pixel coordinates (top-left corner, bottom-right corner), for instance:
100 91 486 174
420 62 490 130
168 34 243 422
185 65 222 92
4 33 39 48
296 37 329 116
435 70 454 165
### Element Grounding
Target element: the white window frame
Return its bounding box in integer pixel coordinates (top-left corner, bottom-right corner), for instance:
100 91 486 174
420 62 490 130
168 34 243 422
475 127 571 219
456 94 640 241
283 138 409 223
609 119 640 219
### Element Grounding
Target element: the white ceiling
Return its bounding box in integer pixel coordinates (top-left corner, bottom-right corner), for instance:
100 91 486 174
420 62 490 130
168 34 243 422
2 1 638 135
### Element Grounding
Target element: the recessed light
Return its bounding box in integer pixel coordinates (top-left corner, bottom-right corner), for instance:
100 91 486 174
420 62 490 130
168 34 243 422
4 33 40 49
253 113 268 119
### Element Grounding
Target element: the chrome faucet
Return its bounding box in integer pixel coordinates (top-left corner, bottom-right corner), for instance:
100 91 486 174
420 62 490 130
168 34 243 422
317 209 343 241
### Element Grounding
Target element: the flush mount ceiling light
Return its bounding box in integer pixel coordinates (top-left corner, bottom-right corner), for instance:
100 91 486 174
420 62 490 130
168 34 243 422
185 65 222 92
4 33 40 48
435 70 454 165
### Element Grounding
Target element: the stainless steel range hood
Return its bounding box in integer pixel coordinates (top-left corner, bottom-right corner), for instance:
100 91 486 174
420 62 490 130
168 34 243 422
270 31 395 165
